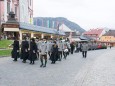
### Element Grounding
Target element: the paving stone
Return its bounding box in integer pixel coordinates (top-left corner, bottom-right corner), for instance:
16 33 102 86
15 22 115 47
0 48 114 86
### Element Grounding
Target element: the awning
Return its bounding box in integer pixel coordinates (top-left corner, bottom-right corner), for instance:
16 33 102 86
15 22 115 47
19 22 65 36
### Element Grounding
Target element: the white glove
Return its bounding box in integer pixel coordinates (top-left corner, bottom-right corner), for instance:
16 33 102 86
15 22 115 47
33 50 35 53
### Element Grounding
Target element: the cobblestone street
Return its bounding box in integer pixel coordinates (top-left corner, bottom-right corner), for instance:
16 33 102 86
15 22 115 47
0 48 115 86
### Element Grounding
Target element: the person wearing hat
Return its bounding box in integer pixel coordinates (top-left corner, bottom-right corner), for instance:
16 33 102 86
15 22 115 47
29 38 37 64
50 41 58 64
21 37 29 63
11 37 19 61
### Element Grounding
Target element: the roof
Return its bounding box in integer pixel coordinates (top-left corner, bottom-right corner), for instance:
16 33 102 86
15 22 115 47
83 28 103 36
59 24 73 32
80 35 96 40
103 30 115 37
19 22 65 36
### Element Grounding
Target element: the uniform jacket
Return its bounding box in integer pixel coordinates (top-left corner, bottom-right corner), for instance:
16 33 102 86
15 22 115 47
39 42 47 55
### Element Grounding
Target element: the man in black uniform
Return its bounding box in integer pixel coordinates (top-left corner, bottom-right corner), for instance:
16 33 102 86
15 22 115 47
29 38 37 64
21 37 29 63
11 37 19 61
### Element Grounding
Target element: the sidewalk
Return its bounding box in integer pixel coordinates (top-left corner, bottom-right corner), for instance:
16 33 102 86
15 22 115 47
73 48 115 86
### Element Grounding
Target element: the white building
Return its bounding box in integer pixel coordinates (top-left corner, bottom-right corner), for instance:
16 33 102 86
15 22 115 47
19 0 33 24
1 0 33 24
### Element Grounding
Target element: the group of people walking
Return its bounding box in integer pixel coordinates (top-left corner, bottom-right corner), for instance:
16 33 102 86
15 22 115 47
11 37 89 68
11 37 73 67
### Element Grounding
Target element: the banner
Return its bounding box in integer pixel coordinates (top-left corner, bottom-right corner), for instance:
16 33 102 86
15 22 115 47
47 20 50 28
52 21 55 28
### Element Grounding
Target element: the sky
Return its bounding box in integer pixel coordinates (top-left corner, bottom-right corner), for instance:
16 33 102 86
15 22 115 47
33 0 115 30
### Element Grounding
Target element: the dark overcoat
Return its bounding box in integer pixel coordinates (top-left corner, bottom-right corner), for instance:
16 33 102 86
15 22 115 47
50 44 58 61
29 41 37 61
21 41 29 60
11 40 19 58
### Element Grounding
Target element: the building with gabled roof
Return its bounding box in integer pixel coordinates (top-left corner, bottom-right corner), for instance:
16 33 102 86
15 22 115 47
83 28 105 41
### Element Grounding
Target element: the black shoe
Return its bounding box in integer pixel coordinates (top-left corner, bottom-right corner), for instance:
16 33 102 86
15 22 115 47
30 62 32 64
13 60 17 61
40 64 43 67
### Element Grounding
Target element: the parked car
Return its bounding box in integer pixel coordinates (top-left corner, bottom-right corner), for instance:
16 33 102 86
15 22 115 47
97 44 107 49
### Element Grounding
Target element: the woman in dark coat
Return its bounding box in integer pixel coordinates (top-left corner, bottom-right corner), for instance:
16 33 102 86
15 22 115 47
50 41 58 64
29 38 37 64
21 37 29 63
11 38 19 61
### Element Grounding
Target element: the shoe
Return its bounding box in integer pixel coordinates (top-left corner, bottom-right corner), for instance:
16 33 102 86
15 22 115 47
40 64 43 67
43 65 46 67
22 61 26 63
13 60 17 61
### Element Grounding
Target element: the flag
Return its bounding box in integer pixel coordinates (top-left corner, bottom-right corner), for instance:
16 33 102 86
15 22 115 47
61 22 64 30
56 21 59 31
35 19 37 25
52 21 55 28
41 19 44 27
37 19 39 26
47 20 50 28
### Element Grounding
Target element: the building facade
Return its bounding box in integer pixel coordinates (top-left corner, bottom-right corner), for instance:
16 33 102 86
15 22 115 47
83 28 105 41
0 0 33 24
100 30 115 46
0 0 65 40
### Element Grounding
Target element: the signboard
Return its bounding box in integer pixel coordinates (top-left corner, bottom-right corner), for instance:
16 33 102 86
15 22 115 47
3 24 19 28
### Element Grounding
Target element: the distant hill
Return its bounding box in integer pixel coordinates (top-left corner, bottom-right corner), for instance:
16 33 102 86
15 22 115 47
33 17 85 33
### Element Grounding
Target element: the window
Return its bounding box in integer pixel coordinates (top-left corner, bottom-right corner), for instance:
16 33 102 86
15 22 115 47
7 2 10 14
15 7 17 17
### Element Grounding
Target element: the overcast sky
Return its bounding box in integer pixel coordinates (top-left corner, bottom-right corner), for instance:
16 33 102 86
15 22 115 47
33 0 115 30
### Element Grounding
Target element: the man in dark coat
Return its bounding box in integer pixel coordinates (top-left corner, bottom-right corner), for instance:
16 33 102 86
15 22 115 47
70 42 75 54
11 37 19 61
50 41 58 64
29 38 37 64
21 37 29 63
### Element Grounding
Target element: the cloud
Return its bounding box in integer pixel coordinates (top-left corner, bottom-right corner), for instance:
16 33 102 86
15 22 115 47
33 0 115 30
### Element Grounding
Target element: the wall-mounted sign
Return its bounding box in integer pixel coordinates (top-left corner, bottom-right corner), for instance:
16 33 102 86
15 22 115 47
2 24 19 28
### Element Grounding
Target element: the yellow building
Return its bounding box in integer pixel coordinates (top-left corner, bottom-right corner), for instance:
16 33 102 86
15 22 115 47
100 30 115 46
